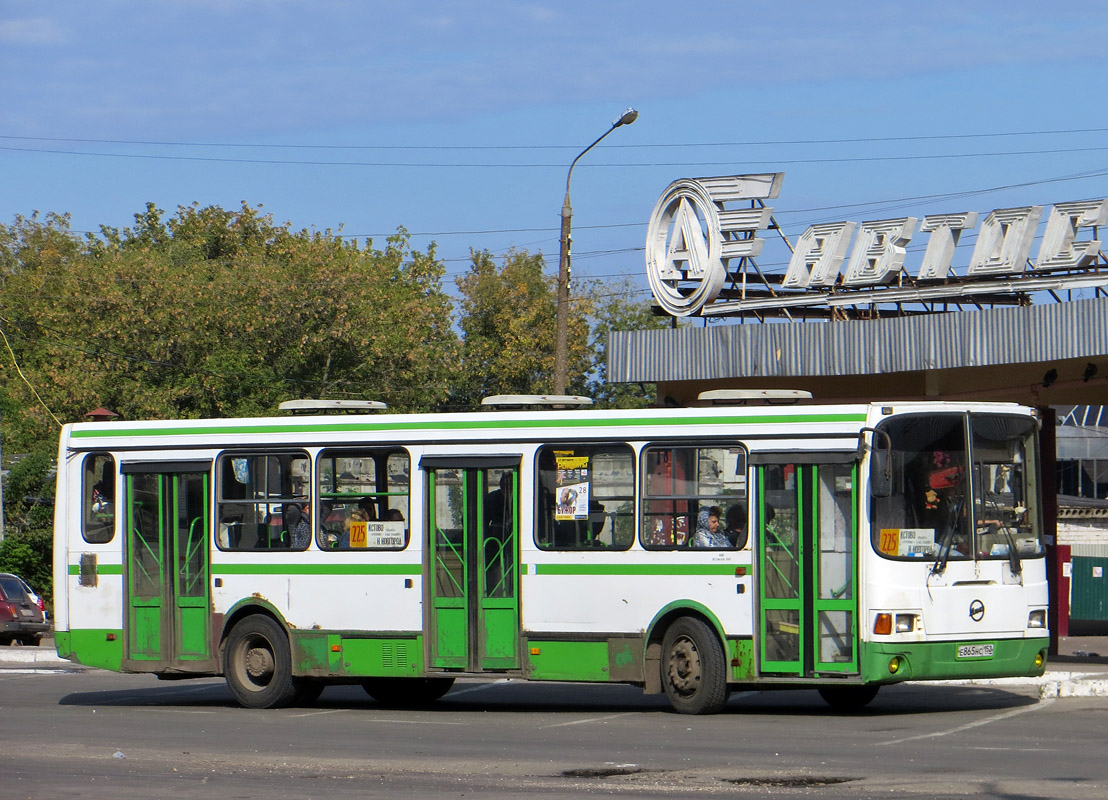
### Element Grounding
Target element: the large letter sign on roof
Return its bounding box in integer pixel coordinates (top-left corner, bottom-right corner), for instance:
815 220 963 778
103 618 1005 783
842 217 918 286
782 222 857 289
968 206 1043 275
645 174 783 316
917 213 979 280
644 172 1108 318
1034 200 1108 270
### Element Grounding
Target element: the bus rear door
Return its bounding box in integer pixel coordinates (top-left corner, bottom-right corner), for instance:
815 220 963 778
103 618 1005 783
122 461 214 672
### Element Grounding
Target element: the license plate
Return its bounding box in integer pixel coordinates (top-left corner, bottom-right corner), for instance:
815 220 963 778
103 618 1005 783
957 644 994 659
20 608 33 617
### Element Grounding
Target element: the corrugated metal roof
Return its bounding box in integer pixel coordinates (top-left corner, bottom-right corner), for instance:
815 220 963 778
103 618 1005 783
610 296 1108 383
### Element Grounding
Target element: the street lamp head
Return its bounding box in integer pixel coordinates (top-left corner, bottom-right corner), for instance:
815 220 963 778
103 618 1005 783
615 108 639 127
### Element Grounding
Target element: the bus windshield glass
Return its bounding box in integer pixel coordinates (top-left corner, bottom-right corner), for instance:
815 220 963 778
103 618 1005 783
871 413 1043 562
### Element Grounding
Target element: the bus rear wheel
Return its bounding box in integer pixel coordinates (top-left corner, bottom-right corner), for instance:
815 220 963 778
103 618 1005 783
223 615 298 709
818 685 879 711
661 617 730 715
362 677 455 707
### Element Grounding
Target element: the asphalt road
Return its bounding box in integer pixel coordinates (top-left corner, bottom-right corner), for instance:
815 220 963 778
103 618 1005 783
2 669 1107 799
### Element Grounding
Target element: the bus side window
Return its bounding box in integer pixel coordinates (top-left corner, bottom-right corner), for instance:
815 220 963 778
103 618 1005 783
215 453 309 552
535 445 634 551
82 453 116 544
641 445 747 551
315 449 410 551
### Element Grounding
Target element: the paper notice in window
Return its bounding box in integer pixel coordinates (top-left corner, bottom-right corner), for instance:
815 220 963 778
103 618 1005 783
349 520 406 548
880 528 936 557
554 452 590 521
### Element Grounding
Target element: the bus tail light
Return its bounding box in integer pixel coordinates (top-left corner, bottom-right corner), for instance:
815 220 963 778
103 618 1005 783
1028 610 1046 628
873 613 892 635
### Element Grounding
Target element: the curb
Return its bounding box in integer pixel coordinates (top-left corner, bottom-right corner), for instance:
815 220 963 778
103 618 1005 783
0 648 82 667
1035 674 1108 698
926 671 1108 698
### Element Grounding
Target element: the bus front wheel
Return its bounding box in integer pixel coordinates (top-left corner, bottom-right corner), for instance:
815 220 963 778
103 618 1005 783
661 617 730 715
223 615 298 709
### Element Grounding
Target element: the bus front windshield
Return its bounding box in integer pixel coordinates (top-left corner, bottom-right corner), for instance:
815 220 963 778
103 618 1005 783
871 413 1043 564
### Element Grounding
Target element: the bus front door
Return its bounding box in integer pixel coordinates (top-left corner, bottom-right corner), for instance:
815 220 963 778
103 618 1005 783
426 461 520 672
756 461 859 677
123 464 213 671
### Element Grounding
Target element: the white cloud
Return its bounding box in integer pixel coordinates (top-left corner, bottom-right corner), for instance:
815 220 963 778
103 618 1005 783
0 17 66 45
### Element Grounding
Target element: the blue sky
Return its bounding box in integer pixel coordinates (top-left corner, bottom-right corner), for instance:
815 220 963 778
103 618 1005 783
4 1 1108 305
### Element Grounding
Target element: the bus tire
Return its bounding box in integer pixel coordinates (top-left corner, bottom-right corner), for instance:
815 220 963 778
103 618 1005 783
362 677 455 707
818 685 879 711
223 615 298 709
661 617 730 715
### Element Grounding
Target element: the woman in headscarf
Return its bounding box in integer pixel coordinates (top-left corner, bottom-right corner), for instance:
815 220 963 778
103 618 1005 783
693 505 730 548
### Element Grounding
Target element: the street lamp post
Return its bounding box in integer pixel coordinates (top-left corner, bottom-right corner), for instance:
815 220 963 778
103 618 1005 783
554 108 638 395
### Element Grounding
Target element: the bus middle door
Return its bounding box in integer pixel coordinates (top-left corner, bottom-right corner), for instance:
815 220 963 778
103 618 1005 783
423 457 521 672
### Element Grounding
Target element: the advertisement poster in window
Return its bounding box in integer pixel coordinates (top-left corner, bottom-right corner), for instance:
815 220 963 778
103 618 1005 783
554 451 590 521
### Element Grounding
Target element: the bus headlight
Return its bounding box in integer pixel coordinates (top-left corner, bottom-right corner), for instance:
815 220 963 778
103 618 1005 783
1028 610 1046 629
895 614 917 633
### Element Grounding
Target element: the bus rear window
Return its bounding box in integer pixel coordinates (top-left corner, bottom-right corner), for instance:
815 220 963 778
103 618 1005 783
82 453 116 544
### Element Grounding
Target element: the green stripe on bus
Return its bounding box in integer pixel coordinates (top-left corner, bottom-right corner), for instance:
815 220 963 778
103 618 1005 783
533 563 748 576
70 412 867 439
211 563 420 576
67 563 124 575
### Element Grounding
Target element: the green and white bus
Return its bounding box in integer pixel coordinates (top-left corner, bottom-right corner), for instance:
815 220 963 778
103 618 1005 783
52 400 1049 713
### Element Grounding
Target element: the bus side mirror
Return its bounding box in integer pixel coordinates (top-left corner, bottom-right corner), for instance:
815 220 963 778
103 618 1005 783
861 427 892 498
870 449 892 498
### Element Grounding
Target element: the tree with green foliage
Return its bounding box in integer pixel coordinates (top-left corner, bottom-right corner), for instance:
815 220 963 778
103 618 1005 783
453 248 594 407
586 277 672 408
0 443 56 607
0 203 459 451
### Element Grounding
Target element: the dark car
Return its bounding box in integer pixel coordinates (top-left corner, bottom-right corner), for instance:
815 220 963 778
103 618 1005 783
0 573 49 646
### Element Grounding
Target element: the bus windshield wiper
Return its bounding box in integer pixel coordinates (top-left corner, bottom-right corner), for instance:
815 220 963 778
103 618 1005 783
1000 522 1022 576
930 497 963 577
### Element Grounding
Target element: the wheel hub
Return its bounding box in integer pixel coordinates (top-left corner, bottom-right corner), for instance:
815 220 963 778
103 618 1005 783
244 645 275 681
667 635 701 694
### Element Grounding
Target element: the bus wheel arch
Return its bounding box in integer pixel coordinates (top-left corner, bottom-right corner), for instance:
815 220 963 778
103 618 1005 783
221 608 299 709
646 606 730 714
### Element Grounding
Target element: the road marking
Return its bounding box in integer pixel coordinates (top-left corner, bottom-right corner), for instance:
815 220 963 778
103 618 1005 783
447 679 511 697
290 708 347 718
878 697 1054 746
540 712 637 729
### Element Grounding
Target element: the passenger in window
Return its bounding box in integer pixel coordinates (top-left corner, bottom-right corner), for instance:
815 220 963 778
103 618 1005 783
724 503 748 548
693 506 730 548
345 499 375 533
282 503 311 549
485 472 511 542
387 508 405 522
319 502 345 548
